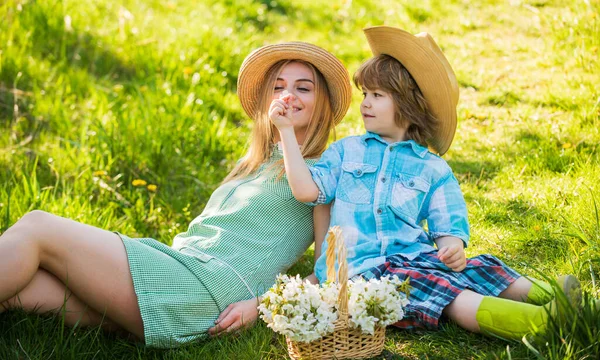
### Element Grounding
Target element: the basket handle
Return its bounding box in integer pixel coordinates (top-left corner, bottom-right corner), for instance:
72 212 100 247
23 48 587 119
325 226 349 321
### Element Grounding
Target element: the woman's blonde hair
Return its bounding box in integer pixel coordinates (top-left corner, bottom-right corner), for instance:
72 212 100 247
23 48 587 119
223 60 335 182
353 54 438 147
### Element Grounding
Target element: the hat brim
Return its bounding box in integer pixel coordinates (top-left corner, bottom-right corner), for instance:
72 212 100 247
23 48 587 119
237 42 352 125
364 26 458 155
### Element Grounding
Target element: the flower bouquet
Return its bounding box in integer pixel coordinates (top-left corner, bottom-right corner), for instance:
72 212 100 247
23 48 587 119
258 226 410 359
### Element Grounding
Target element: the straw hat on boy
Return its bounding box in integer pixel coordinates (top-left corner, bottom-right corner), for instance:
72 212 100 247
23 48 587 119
363 26 459 155
237 42 352 125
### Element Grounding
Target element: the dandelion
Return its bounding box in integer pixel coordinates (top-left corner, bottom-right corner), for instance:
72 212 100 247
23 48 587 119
64 15 73 32
119 7 133 21
191 72 200 85
93 170 107 177
562 142 572 149
183 67 193 75
132 179 147 187
147 184 158 192
533 225 541 231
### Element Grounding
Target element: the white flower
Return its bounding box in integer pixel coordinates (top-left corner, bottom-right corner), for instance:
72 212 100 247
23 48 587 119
258 273 409 341
347 275 410 334
258 274 339 343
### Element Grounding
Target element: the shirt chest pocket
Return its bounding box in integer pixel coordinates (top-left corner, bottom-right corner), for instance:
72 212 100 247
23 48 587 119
391 174 430 222
337 162 378 205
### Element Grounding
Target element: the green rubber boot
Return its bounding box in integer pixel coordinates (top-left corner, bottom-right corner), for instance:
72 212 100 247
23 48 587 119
476 275 582 340
526 278 553 304
526 275 581 305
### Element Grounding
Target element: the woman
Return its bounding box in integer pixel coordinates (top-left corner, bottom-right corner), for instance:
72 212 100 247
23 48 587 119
0 42 352 348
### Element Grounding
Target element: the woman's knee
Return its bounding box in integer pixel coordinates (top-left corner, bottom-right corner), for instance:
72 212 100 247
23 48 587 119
19 210 54 227
7 210 55 241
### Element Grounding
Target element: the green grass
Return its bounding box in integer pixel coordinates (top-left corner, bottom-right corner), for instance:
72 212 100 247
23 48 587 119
1 0 599 358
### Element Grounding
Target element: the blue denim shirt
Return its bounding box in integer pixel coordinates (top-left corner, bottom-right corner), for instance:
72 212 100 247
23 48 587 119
310 132 470 283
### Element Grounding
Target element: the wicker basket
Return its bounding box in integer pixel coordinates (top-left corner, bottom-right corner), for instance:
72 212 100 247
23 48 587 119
286 226 386 360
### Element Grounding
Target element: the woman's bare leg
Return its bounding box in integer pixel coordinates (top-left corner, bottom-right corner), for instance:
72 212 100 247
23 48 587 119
1 269 122 332
0 210 144 339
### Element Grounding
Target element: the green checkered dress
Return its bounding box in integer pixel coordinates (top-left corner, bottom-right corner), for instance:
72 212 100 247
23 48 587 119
119 148 317 348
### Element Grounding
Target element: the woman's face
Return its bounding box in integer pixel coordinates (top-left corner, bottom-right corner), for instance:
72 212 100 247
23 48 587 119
272 61 316 131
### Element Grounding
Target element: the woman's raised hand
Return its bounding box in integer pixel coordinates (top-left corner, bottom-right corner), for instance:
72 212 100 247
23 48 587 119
269 91 294 130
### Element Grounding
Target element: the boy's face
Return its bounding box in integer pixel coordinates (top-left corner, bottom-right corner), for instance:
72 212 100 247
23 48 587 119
360 87 405 143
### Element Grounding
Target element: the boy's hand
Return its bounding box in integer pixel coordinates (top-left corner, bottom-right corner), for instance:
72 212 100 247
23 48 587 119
269 92 294 130
437 244 466 272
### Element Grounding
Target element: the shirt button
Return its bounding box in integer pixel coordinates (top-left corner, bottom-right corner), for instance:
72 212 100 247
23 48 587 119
381 177 386 183
376 208 383 214
389 146 394 152
356 170 362 175
408 180 415 187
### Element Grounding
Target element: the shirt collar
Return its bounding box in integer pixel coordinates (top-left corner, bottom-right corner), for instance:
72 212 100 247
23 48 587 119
360 132 429 158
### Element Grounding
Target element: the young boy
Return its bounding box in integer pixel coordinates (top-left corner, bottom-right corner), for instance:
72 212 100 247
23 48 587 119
269 26 581 340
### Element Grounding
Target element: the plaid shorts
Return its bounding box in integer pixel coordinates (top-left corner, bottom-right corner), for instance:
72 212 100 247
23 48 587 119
353 252 521 329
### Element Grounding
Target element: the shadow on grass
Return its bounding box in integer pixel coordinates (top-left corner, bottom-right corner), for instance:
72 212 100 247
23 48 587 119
469 194 569 261
385 323 532 359
447 156 502 185
493 129 599 175
19 2 138 81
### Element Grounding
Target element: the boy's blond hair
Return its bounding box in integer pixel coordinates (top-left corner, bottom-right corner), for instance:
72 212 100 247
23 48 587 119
353 54 438 148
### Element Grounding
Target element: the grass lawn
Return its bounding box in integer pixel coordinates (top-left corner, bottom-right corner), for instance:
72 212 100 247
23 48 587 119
1 0 599 358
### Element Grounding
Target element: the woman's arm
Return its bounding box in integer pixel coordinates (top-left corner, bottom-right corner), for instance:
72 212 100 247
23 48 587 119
270 96 319 202
305 203 331 285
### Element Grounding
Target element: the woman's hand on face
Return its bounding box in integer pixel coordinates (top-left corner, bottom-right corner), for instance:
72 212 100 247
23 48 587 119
207 297 259 336
269 93 294 130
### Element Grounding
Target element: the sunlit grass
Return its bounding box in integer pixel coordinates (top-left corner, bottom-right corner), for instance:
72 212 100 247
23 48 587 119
1 0 599 358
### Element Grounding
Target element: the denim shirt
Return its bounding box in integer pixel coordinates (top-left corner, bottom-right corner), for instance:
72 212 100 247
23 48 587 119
310 132 470 283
